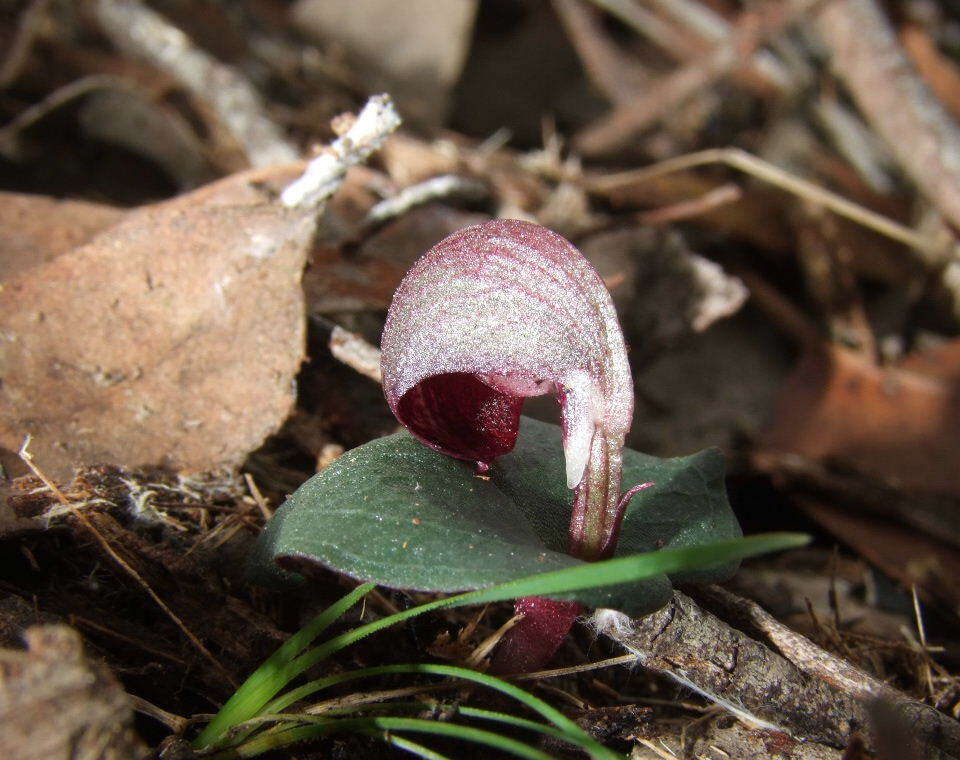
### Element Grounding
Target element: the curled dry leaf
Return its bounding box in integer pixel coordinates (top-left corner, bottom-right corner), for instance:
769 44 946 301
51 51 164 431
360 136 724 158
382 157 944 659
762 341 960 497
78 88 214 190
0 164 315 480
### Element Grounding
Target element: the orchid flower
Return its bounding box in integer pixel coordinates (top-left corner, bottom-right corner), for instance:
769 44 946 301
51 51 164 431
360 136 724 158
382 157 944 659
381 219 637 669
381 219 635 562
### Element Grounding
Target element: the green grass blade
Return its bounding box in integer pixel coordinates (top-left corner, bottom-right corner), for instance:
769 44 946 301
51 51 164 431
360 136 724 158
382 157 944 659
452 533 809 605
287 533 807 677
378 733 454 760
437 704 625 759
454 705 599 746
253 663 619 760
211 717 560 760
199 532 806 747
195 582 374 748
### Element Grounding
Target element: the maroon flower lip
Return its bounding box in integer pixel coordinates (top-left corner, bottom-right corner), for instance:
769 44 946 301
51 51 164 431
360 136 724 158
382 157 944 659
380 218 634 560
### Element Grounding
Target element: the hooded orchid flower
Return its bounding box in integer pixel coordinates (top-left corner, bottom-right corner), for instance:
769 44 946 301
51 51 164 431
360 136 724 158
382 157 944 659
381 219 637 671
381 218 635 563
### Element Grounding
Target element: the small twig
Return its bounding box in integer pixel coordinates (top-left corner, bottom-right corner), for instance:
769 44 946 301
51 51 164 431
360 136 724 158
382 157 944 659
910 586 936 700
129 693 187 732
509 653 636 681
574 28 745 155
901 22 960 122
642 0 727 42
310 315 384 382
589 147 950 263
643 0 796 91
281 94 401 209
17 436 237 687
694 585 960 759
364 174 486 228
637 183 742 225
328 325 384 384
813 0 960 235
586 0 702 60
813 95 894 195
92 0 297 167
0 0 50 90
70 614 187 666
0 75 126 158
554 0 654 101
304 684 448 716
243 473 273 521
465 613 523 668
18 435 70 504
635 737 680 760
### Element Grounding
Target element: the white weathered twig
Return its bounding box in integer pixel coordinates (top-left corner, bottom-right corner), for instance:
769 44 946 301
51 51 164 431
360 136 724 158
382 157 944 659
92 0 298 168
329 326 383 383
364 174 485 227
281 94 401 209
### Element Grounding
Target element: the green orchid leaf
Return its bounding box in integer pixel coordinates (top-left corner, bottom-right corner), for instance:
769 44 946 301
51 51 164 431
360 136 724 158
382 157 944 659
492 417 742 583
249 417 740 615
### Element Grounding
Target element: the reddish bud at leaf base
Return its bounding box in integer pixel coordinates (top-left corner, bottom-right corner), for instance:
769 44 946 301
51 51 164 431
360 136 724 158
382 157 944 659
381 219 634 561
489 597 582 674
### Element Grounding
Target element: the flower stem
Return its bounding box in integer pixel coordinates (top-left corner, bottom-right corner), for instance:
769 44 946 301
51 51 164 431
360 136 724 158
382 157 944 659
567 430 625 561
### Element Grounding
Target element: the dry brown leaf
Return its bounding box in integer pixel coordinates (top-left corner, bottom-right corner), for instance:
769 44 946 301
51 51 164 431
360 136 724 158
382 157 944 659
0 164 315 480
0 191 125 279
762 342 960 496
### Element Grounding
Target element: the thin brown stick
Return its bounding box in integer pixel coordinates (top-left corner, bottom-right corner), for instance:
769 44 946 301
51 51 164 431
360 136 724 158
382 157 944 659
574 31 745 156
0 75 126 157
69 614 188 666
465 613 523 667
736 270 822 347
587 0 703 60
510 653 636 681
637 182 742 225
329 325 383 383
643 0 798 92
17 436 236 686
243 473 273 521
589 147 949 262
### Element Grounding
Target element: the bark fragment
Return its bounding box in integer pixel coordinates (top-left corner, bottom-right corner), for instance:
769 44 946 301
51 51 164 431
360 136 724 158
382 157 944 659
0 625 148 760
